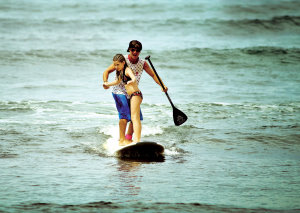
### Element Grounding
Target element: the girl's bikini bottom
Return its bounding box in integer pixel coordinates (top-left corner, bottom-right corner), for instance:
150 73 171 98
130 91 143 100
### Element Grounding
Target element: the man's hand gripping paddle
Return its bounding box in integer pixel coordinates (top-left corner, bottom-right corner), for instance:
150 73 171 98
145 56 188 126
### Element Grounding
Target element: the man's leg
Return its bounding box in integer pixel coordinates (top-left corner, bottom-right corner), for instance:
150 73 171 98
119 119 128 145
112 93 131 145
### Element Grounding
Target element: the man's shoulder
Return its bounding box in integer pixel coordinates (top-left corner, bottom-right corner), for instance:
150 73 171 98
124 54 145 65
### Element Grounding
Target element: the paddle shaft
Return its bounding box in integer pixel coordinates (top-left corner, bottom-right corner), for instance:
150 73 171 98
145 56 175 109
145 55 188 126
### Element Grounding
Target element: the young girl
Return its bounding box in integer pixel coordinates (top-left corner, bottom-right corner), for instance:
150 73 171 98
103 54 143 144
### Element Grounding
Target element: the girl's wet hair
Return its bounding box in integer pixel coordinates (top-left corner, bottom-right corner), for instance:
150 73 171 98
113 54 126 63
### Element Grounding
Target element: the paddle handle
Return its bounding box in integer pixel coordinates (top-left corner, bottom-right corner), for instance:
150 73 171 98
145 55 175 108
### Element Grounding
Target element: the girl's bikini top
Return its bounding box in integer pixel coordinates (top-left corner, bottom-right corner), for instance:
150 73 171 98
117 69 131 84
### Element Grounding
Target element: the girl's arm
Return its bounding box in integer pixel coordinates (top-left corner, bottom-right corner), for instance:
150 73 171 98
103 63 116 89
103 76 121 87
125 67 136 84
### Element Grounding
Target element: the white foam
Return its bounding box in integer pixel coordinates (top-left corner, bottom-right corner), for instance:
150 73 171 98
99 124 163 138
98 125 119 137
142 125 163 136
99 125 119 156
164 147 181 156
103 137 120 156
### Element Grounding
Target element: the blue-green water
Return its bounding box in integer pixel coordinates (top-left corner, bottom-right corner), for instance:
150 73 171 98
1 0 300 212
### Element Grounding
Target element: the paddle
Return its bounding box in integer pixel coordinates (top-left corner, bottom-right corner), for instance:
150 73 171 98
145 55 188 126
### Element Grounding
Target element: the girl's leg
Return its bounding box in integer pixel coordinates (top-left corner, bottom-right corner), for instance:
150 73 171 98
130 96 142 143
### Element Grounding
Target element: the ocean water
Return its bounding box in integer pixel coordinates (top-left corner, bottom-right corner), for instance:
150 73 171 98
1 0 300 212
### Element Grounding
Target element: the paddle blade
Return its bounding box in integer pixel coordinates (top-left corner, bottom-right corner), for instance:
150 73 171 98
173 107 188 126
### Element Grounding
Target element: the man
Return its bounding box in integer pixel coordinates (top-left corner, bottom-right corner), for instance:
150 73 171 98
103 40 167 145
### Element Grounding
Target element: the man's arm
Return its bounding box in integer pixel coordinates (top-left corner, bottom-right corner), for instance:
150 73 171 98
143 62 168 92
102 63 116 89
